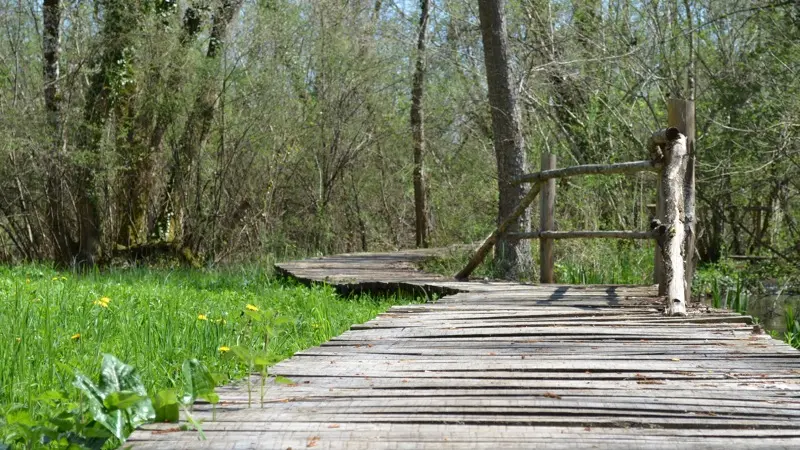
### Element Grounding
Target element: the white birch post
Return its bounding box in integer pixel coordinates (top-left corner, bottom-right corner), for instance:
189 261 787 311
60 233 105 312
657 127 689 316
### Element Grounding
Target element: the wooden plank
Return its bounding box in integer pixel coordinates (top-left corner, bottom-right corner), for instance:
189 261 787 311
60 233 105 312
130 250 800 449
513 160 661 185
509 230 657 240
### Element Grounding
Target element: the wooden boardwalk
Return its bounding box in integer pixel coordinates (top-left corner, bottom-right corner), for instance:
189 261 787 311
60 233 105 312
130 251 800 449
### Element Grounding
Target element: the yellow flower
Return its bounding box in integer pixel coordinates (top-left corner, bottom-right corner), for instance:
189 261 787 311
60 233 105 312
52 277 59 281
245 304 259 312
70 333 81 341
218 346 230 353
60 276 67 281
99 297 111 304
93 300 109 308
197 314 208 321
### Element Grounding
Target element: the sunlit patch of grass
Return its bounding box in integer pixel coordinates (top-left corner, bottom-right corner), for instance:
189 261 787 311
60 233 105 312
0 265 419 417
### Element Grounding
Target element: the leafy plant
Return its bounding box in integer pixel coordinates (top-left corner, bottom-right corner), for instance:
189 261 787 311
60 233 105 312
227 306 292 408
72 354 155 443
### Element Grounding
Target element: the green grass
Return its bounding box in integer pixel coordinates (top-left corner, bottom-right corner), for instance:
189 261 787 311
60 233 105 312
0 264 419 418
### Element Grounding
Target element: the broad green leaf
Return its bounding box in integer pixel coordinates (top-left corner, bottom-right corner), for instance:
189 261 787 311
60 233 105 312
254 354 271 367
48 410 76 432
230 345 253 363
36 390 66 404
73 371 121 440
5 409 36 427
210 373 229 385
272 316 292 327
201 392 220 405
182 359 216 405
244 309 263 322
97 354 155 434
154 389 180 423
74 356 155 442
103 391 148 411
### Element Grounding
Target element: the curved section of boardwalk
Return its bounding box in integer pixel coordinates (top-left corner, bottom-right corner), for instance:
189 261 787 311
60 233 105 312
131 251 800 449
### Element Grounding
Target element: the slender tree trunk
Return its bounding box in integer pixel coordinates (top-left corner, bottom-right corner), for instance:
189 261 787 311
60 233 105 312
42 0 73 262
119 5 205 248
477 0 532 279
411 0 430 248
164 0 245 250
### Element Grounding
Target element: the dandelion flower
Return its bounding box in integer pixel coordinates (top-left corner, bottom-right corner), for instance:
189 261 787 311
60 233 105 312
60 276 67 281
52 277 59 281
246 304 259 312
93 300 109 308
70 333 81 341
218 346 230 353
99 297 111 304
197 314 208 321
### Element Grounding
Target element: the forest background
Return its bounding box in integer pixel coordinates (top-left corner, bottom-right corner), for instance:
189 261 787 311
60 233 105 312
0 0 798 284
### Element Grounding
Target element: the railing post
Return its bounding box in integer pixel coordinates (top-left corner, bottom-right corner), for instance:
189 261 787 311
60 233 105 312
655 125 689 316
668 98 697 302
654 179 666 294
539 153 556 283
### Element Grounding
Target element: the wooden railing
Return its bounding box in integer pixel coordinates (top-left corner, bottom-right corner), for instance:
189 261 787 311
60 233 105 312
456 99 696 316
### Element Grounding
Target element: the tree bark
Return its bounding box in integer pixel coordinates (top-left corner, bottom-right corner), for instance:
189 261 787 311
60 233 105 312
165 0 245 249
73 1 144 266
42 0 73 262
656 128 688 316
477 0 532 279
118 4 205 248
411 0 430 248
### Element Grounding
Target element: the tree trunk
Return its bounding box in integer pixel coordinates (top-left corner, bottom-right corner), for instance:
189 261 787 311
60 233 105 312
119 5 205 248
477 0 532 279
164 0 245 249
411 0 430 248
42 0 73 263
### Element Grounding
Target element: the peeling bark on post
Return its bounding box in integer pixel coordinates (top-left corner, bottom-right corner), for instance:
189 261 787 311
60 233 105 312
668 99 697 303
656 127 688 316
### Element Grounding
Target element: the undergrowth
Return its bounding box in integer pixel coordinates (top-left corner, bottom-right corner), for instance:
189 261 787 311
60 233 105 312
0 264 421 448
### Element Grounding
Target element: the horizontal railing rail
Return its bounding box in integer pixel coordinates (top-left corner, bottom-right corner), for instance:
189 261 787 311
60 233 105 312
455 99 696 316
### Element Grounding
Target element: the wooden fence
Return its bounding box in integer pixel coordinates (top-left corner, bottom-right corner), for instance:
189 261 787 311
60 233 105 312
456 99 696 316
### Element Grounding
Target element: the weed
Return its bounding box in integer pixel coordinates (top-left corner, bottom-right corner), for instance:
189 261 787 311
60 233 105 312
0 264 419 446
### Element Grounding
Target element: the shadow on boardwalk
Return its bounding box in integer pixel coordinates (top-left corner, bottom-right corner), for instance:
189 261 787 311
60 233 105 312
130 250 800 449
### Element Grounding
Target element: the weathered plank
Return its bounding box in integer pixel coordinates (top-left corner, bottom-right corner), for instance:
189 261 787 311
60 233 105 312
130 250 800 449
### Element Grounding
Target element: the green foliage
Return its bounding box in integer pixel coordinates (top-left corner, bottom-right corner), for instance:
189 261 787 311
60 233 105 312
72 354 155 442
0 354 224 449
0 264 420 444
784 306 800 349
